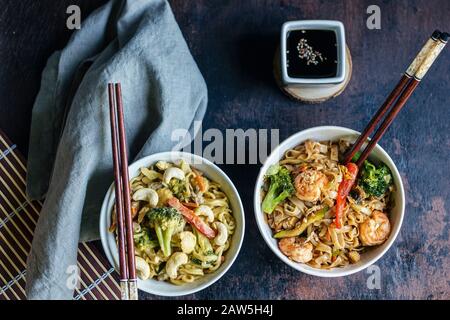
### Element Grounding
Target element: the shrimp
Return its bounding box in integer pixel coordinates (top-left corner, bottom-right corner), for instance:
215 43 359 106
294 168 328 202
278 237 313 263
359 210 391 246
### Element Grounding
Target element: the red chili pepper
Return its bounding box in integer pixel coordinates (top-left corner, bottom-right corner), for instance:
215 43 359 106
181 202 199 209
167 197 216 239
334 162 359 228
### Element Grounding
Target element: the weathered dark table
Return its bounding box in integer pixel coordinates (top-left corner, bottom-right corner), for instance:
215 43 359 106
1 0 449 300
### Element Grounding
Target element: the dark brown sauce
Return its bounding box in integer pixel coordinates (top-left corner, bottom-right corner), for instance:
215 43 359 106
286 29 338 79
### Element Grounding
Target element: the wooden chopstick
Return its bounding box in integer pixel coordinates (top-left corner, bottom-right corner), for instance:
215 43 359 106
354 32 448 168
107 83 129 300
108 83 138 300
114 83 138 300
343 30 443 165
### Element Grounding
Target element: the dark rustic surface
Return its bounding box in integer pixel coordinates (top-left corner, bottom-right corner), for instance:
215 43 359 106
0 0 449 300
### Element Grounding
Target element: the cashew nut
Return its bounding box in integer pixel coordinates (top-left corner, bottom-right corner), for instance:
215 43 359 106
155 161 172 171
132 188 159 207
135 256 151 280
163 167 185 184
194 205 214 223
213 222 228 246
166 252 188 279
179 231 196 254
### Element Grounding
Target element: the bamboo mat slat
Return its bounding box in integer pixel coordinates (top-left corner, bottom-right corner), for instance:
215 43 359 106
0 129 120 300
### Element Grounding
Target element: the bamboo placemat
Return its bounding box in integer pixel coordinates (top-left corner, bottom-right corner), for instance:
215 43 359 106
0 129 121 300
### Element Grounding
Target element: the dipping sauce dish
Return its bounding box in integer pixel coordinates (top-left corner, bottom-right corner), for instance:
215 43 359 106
281 20 347 86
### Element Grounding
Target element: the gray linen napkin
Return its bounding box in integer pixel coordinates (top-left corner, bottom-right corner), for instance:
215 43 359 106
25 0 207 299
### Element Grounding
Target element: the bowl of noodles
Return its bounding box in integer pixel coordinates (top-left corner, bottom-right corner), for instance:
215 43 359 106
100 152 245 296
254 126 405 277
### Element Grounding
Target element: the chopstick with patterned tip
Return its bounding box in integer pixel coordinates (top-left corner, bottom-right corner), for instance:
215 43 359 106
107 84 129 300
343 30 443 165
353 31 448 168
334 31 448 229
114 83 138 300
107 83 138 300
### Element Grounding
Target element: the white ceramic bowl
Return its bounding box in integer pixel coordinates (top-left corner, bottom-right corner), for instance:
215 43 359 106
100 152 245 296
254 126 405 277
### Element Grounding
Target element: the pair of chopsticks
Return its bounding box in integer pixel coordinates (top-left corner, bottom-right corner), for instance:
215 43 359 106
332 30 448 229
107 83 138 300
343 30 449 167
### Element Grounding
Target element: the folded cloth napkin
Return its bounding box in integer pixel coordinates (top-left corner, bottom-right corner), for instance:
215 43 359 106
25 0 207 299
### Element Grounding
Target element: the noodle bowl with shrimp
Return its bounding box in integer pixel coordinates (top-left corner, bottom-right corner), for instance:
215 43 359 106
260 139 394 269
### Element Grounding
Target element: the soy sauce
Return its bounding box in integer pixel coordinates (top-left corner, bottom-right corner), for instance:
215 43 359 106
286 29 338 79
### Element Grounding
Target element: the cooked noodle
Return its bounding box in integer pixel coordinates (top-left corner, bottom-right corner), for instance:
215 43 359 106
263 140 393 269
110 160 235 284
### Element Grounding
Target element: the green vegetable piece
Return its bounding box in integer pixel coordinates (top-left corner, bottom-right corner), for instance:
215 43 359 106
194 229 213 254
351 151 361 162
358 160 392 197
262 165 295 214
266 164 281 176
146 207 184 257
133 227 159 251
169 179 190 202
193 230 218 263
274 205 329 239
332 249 341 258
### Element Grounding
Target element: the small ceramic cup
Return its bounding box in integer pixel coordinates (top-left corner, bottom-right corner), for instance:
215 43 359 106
280 20 346 87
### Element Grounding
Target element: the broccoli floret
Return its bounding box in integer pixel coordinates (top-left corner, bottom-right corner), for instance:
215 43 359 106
262 165 295 214
358 160 392 197
133 227 159 251
147 207 184 257
169 179 190 202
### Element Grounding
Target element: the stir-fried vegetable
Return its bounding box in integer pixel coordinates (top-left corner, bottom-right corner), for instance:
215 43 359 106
358 160 392 197
167 197 216 239
194 175 207 193
169 179 189 202
262 165 295 214
195 230 214 255
146 207 184 257
134 227 159 251
274 205 329 238
334 162 359 229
